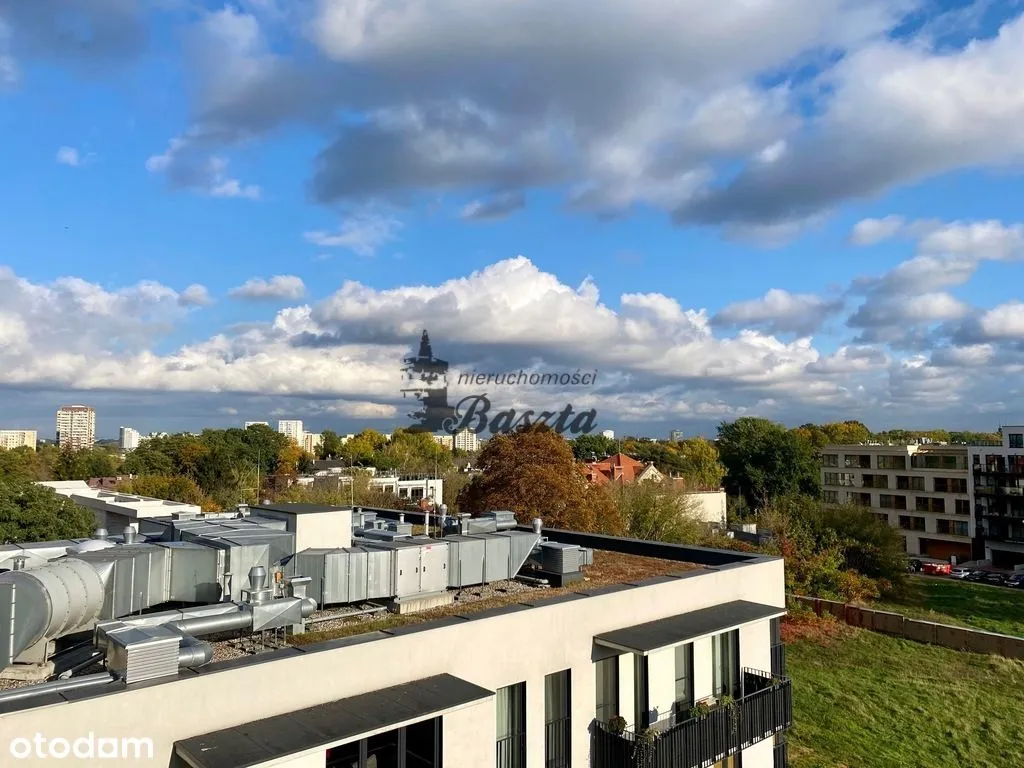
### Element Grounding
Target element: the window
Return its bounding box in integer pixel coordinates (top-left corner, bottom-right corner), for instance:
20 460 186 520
844 454 871 469
877 455 907 470
712 630 739 699
862 474 888 489
937 520 969 537
915 497 945 514
912 454 966 470
933 478 965 493
898 516 926 532
836 472 856 486
879 494 907 510
1010 434 1024 449
673 643 694 721
595 657 619 726
850 492 872 507
496 683 526 768
823 490 839 504
823 453 838 467
874 513 889 524
955 500 971 516
897 476 925 491
824 472 840 486
544 670 570 768
326 719 441 768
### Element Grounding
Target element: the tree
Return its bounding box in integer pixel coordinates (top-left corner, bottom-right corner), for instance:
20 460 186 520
116 475 217 512
674 438 726 489
318 430 345 460
717 418 820 511
570 434 617 461
615 482 704 544
0 480 96 543
383 429 453 473
458 425 625 534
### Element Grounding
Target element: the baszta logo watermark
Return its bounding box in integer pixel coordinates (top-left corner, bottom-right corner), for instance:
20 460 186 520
401 330 598 435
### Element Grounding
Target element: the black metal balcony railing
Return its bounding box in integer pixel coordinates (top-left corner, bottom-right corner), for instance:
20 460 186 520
545 717 571 768
592 668 792 768
771 643 786 678
497 732 526 768
774 736 789 768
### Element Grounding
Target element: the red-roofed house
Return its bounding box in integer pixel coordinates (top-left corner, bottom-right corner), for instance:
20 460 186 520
582 453 664 486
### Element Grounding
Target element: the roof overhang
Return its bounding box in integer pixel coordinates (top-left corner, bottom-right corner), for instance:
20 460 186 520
593 600 786 656
174 673 492 768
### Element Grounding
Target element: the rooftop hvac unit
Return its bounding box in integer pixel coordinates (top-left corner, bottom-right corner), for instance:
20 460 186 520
103 623 182 684
539 542 581 575
581 548 595 567
481 511 517 530
387 522 414 536
360 529 411 542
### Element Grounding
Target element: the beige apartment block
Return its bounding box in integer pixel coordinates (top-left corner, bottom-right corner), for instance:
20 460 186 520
969 426 1024 569
821 444 972 561
0 429 37 450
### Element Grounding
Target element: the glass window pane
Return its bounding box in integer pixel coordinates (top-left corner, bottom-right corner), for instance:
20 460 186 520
365 730 400 768
595 657 618 723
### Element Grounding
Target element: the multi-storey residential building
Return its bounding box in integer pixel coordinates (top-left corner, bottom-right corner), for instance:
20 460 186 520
822 444 971 560
55 405 96 450
434 433 455 449
302 431 323 455
0 506 790 768
0 429 37 450
277 420 304 443
969 427 1024 569
601 429 615 439
244 421 269 428
453 428 479 452
670 430 686 442
119 426 141 452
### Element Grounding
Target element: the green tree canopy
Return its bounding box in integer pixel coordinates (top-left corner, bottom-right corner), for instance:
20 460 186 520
569 434 618 461
0 480 96 543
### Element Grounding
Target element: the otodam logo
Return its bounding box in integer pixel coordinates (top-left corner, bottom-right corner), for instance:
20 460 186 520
400 330 598 436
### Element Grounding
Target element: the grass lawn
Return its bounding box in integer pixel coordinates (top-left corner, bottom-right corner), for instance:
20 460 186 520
787 625 1024 768
872 576 1024 637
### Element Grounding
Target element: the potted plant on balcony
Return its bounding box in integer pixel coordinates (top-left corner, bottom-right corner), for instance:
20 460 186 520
719 695 739 738
631 726 658 764
607 715 627 736
689 696 716 719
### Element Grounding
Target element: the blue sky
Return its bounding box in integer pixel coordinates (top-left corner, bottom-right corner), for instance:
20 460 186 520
2 0 1024 439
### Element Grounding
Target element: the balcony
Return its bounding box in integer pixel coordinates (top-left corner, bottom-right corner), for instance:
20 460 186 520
592 669 792 768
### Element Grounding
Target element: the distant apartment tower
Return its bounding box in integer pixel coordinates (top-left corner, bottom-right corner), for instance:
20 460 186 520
969 427 1024 569
452 428 479 452
55 405 96 450
277 420 303 443
0 430 37 450
244 421 269 429
670 429 685 442
119 426 141 452
822 443 971 561
601 429 615 440
302 431 323 455
433 433 454 450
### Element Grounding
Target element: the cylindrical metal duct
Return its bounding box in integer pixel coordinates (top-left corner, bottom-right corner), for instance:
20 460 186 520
91 528 109 541
248 565 267 591
0 672 117 705
532 518 543 534
175 635 214 667
12 556 26 571
0 559 106 664
122 526 137 545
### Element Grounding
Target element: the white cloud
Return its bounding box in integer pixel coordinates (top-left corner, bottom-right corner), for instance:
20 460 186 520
55 146 82 166
979 301 1024 340
849 216 905 245
178 284 213 307
146 135 260 199
304 211 402 257
228 275 306 301
713 288 843 336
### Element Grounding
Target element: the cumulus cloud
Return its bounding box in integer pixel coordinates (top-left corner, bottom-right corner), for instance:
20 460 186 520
178 284 213 307
712 289 843 336
849 216 905 246
146 135 260 199
460 192 526 221
304 211 402 257
228 275 306 301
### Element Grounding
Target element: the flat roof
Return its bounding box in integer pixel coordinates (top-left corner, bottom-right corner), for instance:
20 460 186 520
252 502 350 515
594 599 785 655
174 673 491 768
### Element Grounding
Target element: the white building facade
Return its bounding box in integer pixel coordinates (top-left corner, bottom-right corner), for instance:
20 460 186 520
302 431 323 455
119 426 141 452
0 429 37 450
278 420 304 443
0 531 789 768
453 428 479 452
969 427 1024 569
55 405 96 450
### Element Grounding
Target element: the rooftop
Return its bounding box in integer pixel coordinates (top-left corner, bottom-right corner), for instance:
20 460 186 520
250 502 350 515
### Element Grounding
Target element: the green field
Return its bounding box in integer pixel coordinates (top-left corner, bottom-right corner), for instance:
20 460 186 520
787 627 1024 768
873 576 1024 637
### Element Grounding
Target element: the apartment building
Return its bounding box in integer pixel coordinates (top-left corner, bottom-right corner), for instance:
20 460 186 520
453 428 480 452
55 404 96 449
0 429 37 450
822 444 971 560
969 427 1024 569
302 431 323 455
119 426 141 452
278 420 304 443
434 433 455 449
0 513 790 768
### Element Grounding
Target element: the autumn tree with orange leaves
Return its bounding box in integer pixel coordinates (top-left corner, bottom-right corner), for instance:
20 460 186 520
458 425 625 535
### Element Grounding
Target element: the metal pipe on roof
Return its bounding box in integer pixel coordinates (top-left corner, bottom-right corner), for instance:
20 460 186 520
0 672 117 704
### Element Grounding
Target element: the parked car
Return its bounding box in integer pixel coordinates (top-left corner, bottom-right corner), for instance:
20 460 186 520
922 562 952 576
950 566 972 579
982 572 1007 585
966 569 988 582
1005 573 1024 589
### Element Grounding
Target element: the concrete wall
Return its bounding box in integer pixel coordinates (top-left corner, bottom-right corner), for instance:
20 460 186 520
0 559 785 768
686 490 727 527
792 595 1024 659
